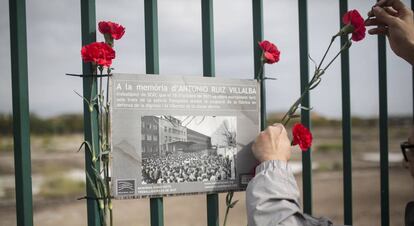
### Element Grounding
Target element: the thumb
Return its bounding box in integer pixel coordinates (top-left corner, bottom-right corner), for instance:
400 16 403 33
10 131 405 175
372 6 398 26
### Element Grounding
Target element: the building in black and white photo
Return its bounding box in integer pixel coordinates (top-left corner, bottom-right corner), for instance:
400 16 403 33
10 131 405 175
141 116 237 184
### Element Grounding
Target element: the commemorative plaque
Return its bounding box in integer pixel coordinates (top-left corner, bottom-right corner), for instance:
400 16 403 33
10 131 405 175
110 74 260 198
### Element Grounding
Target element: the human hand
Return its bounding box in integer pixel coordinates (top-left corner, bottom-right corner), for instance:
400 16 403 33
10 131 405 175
366 0 414 65
252 123 291 163
370 0 405 9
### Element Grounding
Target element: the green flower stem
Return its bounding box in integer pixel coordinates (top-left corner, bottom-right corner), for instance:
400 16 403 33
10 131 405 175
223 204 231 226
89 79 97 163
82 52 114 226
99 75 108 158
317 36 337 71
281 72 316 126
281 37 352 126
105 77 110 149
223 191 239 226
103 76 112 226
322 38 352 71
223 191 233 226
86 69 113 226
109 199 113 226
257 62 264 81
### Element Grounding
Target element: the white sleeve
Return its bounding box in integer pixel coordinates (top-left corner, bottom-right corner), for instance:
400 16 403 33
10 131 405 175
246 160 304 226
245 160 341 226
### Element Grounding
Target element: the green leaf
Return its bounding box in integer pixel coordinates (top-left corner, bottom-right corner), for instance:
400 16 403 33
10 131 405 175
86 171 100 198
300 106 313 111
229 200 239 208
289 114 301 119
308 55 318 71
88 103 94 113
92 95 98 102
78 141 97 163
226 192 234 205
101 150 110 155
317 69 325 77
74 90 90 105
309 78 322 90
77 141 91 153
91 167 107 198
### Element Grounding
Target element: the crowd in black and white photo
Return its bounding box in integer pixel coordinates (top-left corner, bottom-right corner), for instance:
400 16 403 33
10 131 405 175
141 151 233 184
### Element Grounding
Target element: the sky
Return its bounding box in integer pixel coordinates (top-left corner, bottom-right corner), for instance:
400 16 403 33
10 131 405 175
0 0 412 119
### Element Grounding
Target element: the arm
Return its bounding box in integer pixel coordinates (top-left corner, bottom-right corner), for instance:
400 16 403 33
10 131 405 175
246 160 304 226
246 124 339 226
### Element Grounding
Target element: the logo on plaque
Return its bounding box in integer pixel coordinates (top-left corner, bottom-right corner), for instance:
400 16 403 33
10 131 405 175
117 180 135 195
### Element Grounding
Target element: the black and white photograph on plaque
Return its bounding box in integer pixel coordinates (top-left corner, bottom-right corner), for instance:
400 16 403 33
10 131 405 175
111 74 260 198
141 116 237 184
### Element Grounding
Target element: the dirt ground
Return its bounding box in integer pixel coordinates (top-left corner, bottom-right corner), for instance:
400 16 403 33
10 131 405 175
1 124 413 226
1 166 412 226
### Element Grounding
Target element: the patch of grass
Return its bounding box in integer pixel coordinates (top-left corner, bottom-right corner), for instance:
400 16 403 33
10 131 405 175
316 142 342 153
38 176 85 198
332 161 343 170
316 161 343 172
3 187 15 199
41 135 53 152
35 162 75 175
317 163 332 172
0 137 13 153
389 126 411 139
0 164 13 174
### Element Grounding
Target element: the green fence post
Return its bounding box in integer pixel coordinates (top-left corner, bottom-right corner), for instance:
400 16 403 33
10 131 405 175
9 0 34 225
252 0 265 130
201 0 219 225
145 0 160 75
144 1 164 226
411 0 414 124
339 1 353 225
202 0 215 77
80 0 101 226
297 0 312 215
201 1 219 225
378 25 390 226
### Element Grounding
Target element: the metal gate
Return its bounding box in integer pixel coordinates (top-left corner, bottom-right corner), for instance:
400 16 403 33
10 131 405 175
8 0 400 225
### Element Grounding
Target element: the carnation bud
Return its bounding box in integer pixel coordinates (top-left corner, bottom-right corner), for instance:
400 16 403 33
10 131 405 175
337 24 354 37
104 33 114 47
89 104 94 113
99 200 104 209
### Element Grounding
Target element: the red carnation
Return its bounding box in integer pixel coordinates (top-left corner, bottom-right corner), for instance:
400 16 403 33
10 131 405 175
81 42 115 67
259 40 280 64
292 123 312 151
342 9 366 41
98 21 125 40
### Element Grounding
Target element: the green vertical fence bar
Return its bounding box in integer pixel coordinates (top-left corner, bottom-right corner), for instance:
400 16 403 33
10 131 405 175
202 0 215 77
339 1 353 225
378 24 389 226
144 1 164 226
412 0 414 121
298 0 312 215
80 1 101 226
252 0 265 130
9 0 34 225
201 0 219 225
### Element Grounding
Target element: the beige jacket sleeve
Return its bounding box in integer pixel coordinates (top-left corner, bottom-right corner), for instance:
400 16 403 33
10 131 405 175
246 160 343 226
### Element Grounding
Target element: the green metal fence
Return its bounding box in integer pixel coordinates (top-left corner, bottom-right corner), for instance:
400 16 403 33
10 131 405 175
8 0 397 225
